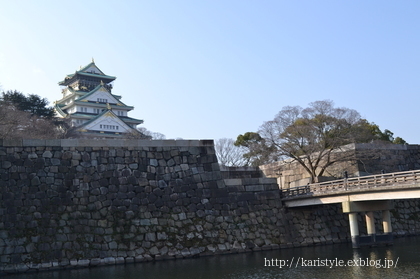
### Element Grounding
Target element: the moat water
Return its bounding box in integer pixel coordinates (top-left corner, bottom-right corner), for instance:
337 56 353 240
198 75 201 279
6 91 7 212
5 235 420 279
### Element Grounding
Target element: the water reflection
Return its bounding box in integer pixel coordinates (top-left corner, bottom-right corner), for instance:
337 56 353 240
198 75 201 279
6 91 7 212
5 236 420 279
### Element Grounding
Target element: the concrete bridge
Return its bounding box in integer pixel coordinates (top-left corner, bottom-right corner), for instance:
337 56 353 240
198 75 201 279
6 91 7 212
281 170 420 248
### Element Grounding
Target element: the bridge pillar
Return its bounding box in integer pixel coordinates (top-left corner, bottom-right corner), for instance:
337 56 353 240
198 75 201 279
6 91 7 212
365 211 376 244
342 201 393 248
382 209 393 243
348 212 360 248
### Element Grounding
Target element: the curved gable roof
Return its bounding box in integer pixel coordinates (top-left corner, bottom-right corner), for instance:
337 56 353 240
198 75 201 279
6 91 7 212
77 61 116 80
77 108 139 133
74 84 128 106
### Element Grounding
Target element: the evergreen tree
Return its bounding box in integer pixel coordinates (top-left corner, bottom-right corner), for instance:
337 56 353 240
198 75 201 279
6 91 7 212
1 90 55 118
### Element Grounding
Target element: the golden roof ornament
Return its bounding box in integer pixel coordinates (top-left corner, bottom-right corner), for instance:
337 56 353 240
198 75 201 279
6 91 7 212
107 103 111 110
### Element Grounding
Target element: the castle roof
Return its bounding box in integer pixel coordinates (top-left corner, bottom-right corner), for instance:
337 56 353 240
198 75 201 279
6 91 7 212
55 60 144 137
76 107 143 135
74 83 128 107
58 61 116 86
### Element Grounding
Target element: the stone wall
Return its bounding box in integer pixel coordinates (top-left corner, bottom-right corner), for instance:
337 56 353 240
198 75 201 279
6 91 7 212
220 166 263 179
1 139 420 274
355 143 420 175
260 143 420 188
0 139 285 273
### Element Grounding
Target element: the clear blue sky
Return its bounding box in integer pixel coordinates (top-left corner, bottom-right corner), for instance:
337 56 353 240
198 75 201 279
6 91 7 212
1 1 419 142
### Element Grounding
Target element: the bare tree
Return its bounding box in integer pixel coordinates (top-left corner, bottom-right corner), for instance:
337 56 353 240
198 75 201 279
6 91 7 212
0 103 62 139
215 138 249 167
0 104 26 138
258 100 373 182
136 127 166 139
237 100 385 182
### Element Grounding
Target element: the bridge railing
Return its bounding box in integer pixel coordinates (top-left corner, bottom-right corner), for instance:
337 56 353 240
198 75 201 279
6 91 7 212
282 185 311 196
282 169 420 198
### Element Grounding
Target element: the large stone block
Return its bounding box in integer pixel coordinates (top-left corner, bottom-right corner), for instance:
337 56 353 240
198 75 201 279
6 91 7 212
245 185 264 192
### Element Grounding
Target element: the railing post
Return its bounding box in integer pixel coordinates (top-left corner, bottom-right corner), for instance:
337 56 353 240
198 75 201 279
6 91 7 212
381 170 385 185
344 171 348 190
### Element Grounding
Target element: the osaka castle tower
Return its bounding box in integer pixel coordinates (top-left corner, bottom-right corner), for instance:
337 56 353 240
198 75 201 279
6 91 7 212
54 60 144 138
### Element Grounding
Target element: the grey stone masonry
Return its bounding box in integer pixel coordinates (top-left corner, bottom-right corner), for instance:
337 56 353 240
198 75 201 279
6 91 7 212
1 139 420 274
260 142 420 188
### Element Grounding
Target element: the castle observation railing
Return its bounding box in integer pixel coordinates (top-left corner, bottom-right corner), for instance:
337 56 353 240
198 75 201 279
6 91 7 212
282 169 420 198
